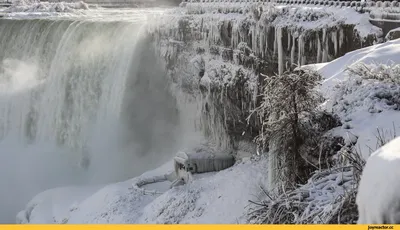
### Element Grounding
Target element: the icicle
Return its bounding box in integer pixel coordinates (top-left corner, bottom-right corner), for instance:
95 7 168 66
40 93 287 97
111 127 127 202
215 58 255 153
322 28 328 63
331 30 338 57
252 25 257 55
277 27 283 76
287 29 291 52
297 33 304 67
264 26 269 58
291 33 295 66
273 27 277 56
259 25 264 58
317 32 321 63
339 27 344 53
233 23 239 49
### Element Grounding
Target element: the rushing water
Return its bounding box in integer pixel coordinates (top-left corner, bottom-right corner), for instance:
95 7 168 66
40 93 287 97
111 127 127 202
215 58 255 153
0 9 200 223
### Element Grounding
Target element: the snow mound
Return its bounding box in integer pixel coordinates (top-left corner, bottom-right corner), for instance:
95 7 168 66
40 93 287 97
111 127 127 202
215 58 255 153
7 0 89 13
357 136 400 224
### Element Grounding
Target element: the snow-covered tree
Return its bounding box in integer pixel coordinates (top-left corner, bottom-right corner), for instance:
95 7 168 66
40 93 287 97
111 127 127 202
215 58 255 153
254 67 325 188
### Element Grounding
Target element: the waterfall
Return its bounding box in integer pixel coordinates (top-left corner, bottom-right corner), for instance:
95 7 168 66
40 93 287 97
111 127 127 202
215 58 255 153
0 17 198 223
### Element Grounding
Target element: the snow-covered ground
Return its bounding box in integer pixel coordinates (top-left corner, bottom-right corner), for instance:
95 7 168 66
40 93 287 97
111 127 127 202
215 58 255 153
18 157 267 224
312 38 400 158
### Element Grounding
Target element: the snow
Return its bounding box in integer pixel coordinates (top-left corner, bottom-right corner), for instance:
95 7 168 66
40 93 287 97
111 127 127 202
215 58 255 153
16 160 174 224
319 39 400 89
136 157 267 224
304 40 400 223
6 0 89 13
308 39 400 157
17 185 104 224
249 167 358 224
19 157 267 224
357 136 400 224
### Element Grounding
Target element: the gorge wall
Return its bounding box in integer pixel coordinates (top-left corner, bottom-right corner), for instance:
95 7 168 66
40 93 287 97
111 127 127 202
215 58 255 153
150 3 383 153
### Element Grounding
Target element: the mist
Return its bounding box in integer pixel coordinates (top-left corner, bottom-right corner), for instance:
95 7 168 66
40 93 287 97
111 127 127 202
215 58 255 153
0 18 201 223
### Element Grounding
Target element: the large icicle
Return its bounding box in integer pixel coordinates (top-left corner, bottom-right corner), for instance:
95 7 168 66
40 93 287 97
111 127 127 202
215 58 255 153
339 28 344 52
297 33 304 67
252 25 257 55
291 33 295 66
331 30 338 57
317 32 321 63
231 22 239 49
259 24 264 58
273 27 277 56
322 28 328 63
277 27 283 76
264 26 269 58
287 29 291 52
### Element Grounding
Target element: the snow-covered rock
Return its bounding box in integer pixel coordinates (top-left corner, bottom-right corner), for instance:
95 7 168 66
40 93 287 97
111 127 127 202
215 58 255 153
357 137 400 224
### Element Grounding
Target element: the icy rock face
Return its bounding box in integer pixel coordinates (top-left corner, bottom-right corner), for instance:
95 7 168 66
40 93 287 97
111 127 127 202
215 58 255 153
150 3 381 149
154 4 381 76
357 137 400 224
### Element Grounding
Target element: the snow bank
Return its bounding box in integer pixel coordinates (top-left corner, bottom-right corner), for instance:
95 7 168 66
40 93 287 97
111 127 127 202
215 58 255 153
310 39 400 158
357 136 400 224
319 39 400 89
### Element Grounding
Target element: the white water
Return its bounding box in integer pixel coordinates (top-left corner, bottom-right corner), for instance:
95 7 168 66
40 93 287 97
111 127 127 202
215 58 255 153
0 13 199 223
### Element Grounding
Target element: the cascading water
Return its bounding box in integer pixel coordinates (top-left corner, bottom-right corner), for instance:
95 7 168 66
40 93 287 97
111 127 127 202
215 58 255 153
0 15 200 223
